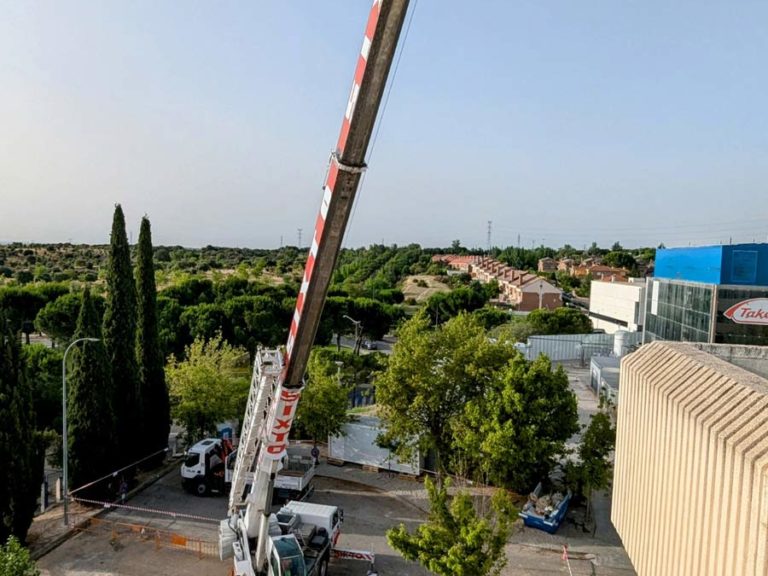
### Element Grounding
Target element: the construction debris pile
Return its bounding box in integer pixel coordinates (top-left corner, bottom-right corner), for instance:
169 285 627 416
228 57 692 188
529 491 566 518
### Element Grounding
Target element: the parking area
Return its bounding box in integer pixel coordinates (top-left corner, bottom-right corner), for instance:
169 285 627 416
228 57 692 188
311 477 426 576
37 467 426 576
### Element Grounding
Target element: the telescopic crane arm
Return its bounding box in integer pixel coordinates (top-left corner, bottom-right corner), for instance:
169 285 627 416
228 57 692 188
281 0 409 395
227 2 411 574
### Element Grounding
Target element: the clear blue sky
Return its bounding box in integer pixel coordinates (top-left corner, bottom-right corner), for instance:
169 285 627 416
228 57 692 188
1 1 767 250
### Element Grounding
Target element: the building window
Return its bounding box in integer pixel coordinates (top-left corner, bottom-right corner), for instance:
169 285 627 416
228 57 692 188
645 280 713 343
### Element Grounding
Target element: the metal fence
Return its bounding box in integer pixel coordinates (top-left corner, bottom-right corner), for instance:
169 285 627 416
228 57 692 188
74 515 218 559
518 332 643 365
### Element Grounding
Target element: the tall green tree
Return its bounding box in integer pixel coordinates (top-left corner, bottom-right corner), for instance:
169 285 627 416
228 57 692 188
452 354 579 491
387 478 514 576
566 403 616 522
376 313 514 476
135 217 170 466
22 344 63 432
34 293 81 347
293 351 353 444
167 334 249 443
0 314 38 543
102 205 141 467
35 292 105 348
425 282 491 326
68 288 114 497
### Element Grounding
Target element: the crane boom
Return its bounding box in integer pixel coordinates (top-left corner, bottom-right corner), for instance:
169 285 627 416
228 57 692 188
224 2 410 574
282 0 409 393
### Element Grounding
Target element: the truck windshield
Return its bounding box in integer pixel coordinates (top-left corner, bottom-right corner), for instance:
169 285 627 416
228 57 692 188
184 452 199 468
273 537 306 576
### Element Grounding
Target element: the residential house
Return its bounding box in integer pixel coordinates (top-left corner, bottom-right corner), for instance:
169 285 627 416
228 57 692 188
572 264 628 282
537 257 557 273
557 258 574 273
440 255 563 310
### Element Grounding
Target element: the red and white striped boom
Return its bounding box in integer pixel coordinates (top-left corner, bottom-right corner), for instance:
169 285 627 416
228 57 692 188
263 0 410 460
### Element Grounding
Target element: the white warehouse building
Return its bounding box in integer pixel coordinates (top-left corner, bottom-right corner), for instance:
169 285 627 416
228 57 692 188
588 278 645 334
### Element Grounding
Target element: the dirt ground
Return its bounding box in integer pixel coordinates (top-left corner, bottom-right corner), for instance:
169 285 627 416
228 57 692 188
401 275 450 303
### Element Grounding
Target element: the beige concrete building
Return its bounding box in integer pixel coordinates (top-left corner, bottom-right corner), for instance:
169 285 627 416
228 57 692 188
613 341 768 575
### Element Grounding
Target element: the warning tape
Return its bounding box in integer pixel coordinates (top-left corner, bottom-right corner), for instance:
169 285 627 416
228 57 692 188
69 448 168 496
72 496 220 524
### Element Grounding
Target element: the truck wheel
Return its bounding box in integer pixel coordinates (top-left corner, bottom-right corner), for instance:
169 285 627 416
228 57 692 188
318 555 328 576
195 480 208 497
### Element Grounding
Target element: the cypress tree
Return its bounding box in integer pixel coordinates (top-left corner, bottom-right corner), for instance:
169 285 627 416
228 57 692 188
135 216 170 466
0 313 37 543
103 204 141 468
68 288 114 497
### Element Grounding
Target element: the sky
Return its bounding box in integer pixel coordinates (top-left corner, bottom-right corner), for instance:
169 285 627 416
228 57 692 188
1 0 767 250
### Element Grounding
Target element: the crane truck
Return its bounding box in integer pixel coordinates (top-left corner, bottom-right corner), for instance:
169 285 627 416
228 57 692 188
218 1 411 575
181 438 315 502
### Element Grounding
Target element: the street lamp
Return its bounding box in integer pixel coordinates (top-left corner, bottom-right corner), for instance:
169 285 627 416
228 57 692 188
343 315 363 354
62 337 99 526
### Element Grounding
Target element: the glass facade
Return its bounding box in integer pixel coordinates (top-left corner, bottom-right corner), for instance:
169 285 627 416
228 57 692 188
645 279 768 345
645 280 714 343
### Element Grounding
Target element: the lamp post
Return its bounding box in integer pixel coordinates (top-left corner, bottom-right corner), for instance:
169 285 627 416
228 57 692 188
343 314 362 354
62 337 98 526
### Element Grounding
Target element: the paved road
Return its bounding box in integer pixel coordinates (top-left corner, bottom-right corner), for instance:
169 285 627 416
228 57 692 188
336 335 393 355
312 477 426 576
37 465 424 576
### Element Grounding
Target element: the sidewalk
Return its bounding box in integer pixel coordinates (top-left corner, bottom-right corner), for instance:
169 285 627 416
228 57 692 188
27 459 180 560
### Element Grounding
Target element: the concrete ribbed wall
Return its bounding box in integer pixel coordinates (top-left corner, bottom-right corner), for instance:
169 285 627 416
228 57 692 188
612 341 768 576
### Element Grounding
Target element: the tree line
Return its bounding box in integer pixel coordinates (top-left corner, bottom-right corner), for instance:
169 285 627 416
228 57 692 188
0 205 170 545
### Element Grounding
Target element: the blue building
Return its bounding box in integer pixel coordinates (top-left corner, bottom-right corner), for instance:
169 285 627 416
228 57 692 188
654 243 768 286
645 244 768 345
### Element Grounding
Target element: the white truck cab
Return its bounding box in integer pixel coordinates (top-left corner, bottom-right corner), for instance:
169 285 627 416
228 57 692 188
227 501 341 576
181 438 235 496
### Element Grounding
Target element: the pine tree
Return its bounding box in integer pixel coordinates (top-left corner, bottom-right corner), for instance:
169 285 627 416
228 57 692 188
68 288 114 497
102 205 141 468
135 217 170 466
0 313 37 543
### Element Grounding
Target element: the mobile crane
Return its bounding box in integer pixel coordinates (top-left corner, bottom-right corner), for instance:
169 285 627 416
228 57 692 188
219 1 411 574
